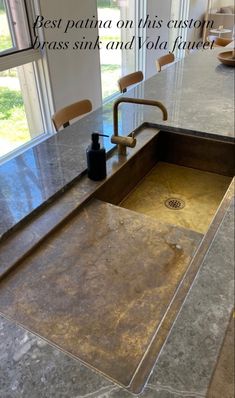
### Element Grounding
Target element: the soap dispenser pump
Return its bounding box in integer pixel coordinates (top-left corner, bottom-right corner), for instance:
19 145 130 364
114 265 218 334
86 132 108 181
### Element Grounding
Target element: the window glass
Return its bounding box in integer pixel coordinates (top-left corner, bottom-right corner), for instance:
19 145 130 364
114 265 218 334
0 63 44 158
0 0 32 55
0 0 13 52
97 0 136 100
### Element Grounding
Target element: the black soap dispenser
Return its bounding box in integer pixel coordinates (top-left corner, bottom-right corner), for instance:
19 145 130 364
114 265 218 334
87 132 108 181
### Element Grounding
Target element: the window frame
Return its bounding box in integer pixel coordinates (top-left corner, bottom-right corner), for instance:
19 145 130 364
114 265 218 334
3 0 17 54
0 0 54 163
0 0 34 56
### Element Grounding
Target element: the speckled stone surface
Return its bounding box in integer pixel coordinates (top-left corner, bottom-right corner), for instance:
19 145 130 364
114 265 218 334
0 199 233 398
0 316 111 398
207 312 234 398
0 49 234 238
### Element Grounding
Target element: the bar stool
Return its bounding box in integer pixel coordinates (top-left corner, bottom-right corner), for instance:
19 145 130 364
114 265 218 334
156 53 175 72
208 35 233 47
52 99 92 132
117 71 144 93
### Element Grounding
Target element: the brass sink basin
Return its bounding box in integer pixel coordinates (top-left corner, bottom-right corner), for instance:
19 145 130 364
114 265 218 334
120 161 231 234
96 130 234 232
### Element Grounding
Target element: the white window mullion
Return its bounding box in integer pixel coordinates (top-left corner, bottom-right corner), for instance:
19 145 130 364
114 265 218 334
4 0 17 51
136 0 147 76
178 0 190 59
0 49 41 72
34 58 55 134
26 0 55 130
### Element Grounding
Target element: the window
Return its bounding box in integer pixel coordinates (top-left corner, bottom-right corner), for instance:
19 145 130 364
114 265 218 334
0 0 52 161
0 0 32 55
97 0 140 101
169 0 190 59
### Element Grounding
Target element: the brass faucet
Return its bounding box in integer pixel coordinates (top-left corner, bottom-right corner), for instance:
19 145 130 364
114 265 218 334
111 97 168 156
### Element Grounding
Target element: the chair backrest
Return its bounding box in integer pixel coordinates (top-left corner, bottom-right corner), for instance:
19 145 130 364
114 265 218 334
52 99 92 131
156 53 175 72
118 71 144 93
207 35 232 47
207 35 218 43
215 37 233 47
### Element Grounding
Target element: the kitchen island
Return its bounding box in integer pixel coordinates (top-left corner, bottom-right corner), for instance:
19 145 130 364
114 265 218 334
0 49 234 397
0 48 234 239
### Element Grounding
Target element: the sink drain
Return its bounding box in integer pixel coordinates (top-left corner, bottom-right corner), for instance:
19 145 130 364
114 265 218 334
165 198 185 210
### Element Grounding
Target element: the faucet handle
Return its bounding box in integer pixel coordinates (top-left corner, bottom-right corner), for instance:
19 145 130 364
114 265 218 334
111 134 137 156
111 134 136 148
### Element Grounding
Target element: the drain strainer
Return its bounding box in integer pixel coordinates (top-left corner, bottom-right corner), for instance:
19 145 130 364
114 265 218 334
165 198 185 210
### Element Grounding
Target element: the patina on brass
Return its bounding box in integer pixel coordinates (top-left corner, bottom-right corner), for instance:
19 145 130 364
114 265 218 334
0 200 202 392
120 162 232 234
111 97 168 155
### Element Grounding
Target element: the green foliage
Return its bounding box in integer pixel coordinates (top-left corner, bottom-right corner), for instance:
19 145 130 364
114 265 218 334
0 87 24 120
0 69 17 77
101 64 120 98
101 64 119 72
0 35 12 51
0 87 29 147
0 0 4 12
0 115 29 146
97 0 119 9
0 7 13 51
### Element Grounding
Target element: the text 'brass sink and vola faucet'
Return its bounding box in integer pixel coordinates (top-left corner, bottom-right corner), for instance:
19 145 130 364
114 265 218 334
0 98 234 394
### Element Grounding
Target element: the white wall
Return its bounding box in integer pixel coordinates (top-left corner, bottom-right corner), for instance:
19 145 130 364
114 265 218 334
212 0 233 8
38 0 173 106
187 0 208 41
145 0 172 78
38 0 102 112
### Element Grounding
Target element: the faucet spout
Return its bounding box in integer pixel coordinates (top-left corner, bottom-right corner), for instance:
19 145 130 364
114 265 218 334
111 97 168 155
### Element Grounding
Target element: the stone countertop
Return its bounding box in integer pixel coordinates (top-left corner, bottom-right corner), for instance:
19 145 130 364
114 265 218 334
0 48 234 238
0 49 234 397
0 198 233 398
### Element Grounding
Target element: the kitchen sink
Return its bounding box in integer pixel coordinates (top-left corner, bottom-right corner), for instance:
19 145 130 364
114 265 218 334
95 129 234 236
0 127 234 394
120 161 231 234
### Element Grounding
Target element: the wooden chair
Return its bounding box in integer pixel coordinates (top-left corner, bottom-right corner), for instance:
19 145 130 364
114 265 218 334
118 71 144 93
52 99 92 131
208 35 232 47
156 53 175 72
